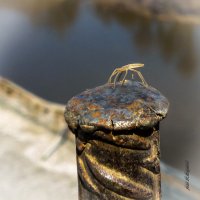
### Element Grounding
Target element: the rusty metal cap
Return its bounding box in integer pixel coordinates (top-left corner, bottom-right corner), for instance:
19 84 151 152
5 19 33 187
65 81 169 132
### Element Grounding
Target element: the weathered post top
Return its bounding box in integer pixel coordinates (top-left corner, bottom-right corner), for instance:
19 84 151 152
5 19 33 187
65 79 169 200
65 80 169 132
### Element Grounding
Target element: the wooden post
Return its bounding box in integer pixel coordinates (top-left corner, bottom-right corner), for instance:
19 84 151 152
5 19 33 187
65 80 169 200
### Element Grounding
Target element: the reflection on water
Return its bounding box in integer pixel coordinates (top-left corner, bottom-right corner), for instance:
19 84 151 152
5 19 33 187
0 0 80 32
94 2 198 76
0 0 200 178
32 0 80 32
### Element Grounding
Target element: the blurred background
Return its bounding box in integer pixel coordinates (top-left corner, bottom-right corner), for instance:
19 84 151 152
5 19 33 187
0 0 200 199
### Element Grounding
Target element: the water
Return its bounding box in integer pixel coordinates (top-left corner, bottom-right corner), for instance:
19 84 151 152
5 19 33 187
0 0 200 179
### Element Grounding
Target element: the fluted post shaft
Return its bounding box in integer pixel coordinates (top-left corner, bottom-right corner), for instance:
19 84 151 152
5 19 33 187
65 81 169 200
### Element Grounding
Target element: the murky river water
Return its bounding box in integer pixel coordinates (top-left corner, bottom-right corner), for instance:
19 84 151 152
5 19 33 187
0 0 200 178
